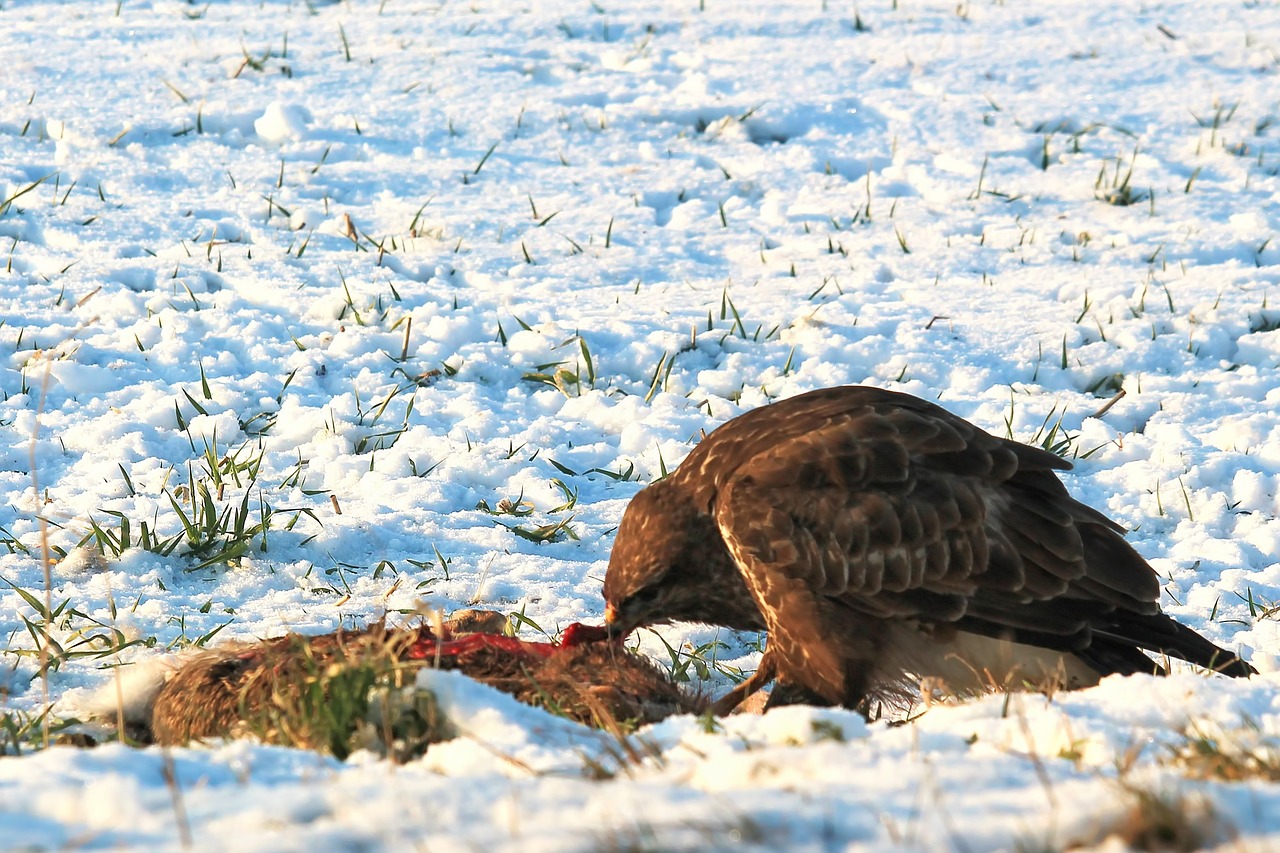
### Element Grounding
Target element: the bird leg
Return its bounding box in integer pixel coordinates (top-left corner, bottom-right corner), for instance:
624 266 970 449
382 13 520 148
710 650 777 715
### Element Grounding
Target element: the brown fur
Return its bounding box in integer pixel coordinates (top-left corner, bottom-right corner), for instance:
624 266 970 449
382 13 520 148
144 617 703 749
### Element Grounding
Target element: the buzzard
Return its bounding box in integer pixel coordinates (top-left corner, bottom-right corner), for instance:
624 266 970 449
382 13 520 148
603 386 1253 713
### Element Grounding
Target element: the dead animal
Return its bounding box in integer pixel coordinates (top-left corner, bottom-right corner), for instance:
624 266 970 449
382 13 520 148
99 611 702 756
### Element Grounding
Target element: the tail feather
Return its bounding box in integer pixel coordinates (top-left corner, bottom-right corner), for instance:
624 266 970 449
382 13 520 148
1093 612 1255 678
958 609 1254 680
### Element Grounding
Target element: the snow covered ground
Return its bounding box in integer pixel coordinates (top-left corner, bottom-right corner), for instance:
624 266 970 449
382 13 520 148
2 0 1279 848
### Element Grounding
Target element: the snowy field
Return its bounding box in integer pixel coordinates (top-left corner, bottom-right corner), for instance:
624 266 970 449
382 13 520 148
2 0 1280 848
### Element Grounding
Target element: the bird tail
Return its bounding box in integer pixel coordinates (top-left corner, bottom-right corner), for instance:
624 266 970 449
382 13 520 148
1092 612 1255 678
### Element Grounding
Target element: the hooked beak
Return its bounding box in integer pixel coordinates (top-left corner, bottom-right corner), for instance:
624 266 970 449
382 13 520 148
604 602 629 639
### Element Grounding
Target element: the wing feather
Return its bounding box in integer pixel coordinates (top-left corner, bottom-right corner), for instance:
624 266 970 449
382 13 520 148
722 425 992 602
713 480 849 701
690 387 1168 655
606 385 1252 703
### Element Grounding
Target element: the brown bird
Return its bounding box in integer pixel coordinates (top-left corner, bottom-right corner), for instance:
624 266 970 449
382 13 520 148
603 386 1254 714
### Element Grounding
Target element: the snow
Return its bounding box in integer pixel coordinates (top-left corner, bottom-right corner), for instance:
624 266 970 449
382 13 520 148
1 0 1279 848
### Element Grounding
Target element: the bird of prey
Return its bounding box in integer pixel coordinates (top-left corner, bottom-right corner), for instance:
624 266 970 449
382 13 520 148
603 386 1254 713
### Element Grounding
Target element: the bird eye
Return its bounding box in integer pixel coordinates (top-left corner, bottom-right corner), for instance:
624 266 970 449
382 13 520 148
630 587 659 607
621 586 662 618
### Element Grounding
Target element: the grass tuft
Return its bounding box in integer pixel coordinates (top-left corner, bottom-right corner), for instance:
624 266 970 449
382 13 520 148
1095 146 1149 206
1105 782 1223 852
1163 719 1280 783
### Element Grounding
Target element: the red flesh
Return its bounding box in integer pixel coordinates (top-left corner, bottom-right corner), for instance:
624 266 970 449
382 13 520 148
559 622 612 648
402 621 613 661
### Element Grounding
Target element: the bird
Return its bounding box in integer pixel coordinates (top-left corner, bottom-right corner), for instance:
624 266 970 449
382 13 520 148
602 385 1254 714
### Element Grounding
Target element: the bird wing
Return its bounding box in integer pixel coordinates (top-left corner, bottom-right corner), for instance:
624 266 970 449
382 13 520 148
709 390 1163 666
715 481 849 700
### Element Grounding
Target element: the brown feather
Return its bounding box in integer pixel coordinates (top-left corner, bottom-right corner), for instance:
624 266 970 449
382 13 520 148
603 386 1255 711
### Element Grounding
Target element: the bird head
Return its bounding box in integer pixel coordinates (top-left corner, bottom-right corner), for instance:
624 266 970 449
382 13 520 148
603 481 692 636
602 479 760 637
